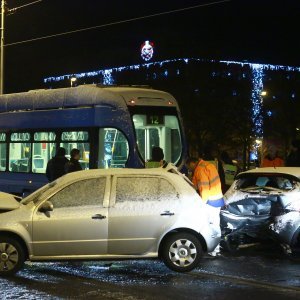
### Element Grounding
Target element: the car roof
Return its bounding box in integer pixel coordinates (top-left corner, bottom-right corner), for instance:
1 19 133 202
238 167 300 179
55 164 188 185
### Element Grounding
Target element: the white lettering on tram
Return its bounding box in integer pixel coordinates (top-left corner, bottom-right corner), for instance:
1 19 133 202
11 132 30 142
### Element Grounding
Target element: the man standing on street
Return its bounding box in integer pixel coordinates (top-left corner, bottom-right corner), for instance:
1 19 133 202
46 147 69 182
186 156 225 256
65 148 82 173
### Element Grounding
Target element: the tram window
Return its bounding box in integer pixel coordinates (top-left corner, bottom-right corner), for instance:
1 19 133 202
9 132 31 173
34 132 56 142
0 143 6 171
61 131 90 170
0 133 6 171
32 132 56 173
32 142 56 173
98 128 129 169
0 147 6 171
132 114 182 164
9 143 31 173
61 131 89 142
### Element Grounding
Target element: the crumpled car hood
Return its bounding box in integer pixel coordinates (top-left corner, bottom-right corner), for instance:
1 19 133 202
0 192 21 212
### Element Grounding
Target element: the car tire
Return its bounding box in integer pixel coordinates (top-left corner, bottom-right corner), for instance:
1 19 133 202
0 237 25 276
161 232 203 272
223 235 239 254
288 229 300 262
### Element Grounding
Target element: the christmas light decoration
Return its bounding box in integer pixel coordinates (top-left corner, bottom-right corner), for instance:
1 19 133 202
44 57 300 140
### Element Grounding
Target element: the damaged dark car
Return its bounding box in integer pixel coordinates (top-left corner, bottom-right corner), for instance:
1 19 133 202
221 167 300 256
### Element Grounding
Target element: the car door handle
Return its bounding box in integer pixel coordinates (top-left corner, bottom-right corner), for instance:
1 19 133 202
91 214 106 220
160 211 175 216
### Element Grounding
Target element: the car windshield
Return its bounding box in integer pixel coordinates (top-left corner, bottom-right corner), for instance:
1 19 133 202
21 181 57 205
237 174 295 193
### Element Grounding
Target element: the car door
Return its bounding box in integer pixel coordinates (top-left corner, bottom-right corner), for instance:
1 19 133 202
32 176 110 257
108 175 180 255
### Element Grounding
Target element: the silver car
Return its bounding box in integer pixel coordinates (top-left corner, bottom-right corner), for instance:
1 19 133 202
221 167 300 254
0 165 220 275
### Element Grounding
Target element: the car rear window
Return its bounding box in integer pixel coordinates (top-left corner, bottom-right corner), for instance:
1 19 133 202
237 174 295 191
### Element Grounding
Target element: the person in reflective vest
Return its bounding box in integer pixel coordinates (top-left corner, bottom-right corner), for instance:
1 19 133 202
202 146 226 193
186 157 224 256
187 157 224 207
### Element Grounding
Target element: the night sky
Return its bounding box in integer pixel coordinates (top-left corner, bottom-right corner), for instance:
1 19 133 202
4 0 300 93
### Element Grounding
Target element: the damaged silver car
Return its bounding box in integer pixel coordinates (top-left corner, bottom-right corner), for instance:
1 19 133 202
0 192 22 212
221 167 300 255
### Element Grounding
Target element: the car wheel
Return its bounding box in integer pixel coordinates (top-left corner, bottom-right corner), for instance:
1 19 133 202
161 232 203 272
288 229 300 262
223 235 240 254
0 237 25 276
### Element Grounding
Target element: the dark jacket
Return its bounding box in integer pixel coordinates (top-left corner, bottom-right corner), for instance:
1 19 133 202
46 156 69 181
65 158 82 173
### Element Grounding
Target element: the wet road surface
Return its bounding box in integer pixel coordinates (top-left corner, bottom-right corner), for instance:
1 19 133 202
1 250 300 299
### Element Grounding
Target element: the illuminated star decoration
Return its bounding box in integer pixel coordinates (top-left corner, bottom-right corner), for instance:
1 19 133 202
140 40 154 61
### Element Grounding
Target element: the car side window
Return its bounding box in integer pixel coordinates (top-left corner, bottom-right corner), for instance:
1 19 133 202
159 178 178 201
116 177 177 203
49 177 106 208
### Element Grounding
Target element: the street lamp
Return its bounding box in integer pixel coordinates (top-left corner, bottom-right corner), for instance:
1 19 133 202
70 77 77 87
261 91 267 96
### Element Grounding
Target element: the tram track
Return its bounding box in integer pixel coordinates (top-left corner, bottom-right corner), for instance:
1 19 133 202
189 270 300 294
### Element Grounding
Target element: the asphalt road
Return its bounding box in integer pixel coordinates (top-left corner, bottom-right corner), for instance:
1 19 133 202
1 249 300 300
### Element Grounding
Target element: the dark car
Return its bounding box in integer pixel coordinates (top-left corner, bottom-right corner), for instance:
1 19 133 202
221 167 300 256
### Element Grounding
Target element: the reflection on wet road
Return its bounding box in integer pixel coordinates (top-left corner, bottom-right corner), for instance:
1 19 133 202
1 252 300 299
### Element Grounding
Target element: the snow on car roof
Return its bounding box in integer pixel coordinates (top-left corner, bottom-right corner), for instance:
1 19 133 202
56 164 188 185
47 165 196 197
239 167 300 178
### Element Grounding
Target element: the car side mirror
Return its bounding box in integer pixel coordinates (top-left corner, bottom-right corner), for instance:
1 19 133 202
39 201 54 214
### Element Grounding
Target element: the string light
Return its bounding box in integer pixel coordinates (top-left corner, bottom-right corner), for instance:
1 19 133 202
44 57 300 139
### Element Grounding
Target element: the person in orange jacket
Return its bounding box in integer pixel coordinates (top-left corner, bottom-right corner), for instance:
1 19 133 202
261 151 284 168
186 156 225 256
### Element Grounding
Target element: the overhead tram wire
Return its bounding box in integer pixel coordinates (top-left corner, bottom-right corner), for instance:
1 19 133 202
8 0 43 13
4 0 231 47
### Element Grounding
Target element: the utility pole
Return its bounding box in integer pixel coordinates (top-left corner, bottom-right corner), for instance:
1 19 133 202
0 0 5 94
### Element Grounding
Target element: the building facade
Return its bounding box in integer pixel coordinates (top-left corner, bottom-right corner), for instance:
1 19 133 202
44 58 300 166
